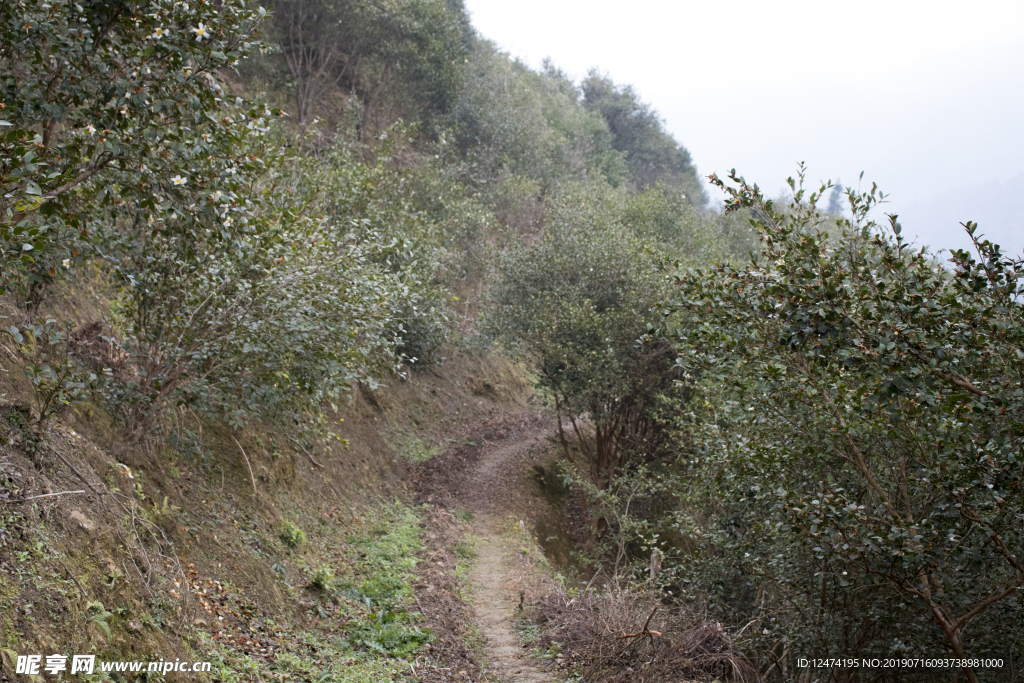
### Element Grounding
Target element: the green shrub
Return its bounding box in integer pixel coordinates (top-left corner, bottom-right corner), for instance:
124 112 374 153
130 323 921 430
486 180 681 534
279 522 307 549
0 0 269 299
2 320 107 437
311 565 335 592
669 168 1024 679
341 610 431 659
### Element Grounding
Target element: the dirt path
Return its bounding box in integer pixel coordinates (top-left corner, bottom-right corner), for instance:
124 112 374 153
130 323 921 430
462 431 556 683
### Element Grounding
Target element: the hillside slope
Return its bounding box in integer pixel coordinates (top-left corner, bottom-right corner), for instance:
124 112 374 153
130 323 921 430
0 338 533 682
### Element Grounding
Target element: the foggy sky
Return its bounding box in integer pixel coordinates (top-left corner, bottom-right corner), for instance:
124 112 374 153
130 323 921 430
464 0 1024 258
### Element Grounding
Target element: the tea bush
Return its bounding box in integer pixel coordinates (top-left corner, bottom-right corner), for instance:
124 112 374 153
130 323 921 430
668 169 1024 681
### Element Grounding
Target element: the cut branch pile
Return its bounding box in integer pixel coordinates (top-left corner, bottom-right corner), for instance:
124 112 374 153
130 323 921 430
534 589 756 683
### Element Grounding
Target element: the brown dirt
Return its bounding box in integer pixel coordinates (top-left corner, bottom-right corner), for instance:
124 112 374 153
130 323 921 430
463 433 554 683
410 506 486 683
408 412 563 682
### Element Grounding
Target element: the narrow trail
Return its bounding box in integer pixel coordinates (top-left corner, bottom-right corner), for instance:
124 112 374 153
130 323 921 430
461 428 556 683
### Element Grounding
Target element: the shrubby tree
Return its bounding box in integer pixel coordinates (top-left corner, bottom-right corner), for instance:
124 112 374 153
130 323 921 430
303 127 451 364
668 169 1024 681
0 0 269 301
486 179 751 550
453 44 633 192
453 44 554 185
269 0 469 132
2 0 447 447
104 124 448 439
487 181 680 532
623 184 721 261
581 71 706 204
530 61 628 188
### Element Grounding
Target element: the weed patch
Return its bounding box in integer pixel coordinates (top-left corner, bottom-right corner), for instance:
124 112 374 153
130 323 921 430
190 501 430 682
398 436 442 463
279 521 307 548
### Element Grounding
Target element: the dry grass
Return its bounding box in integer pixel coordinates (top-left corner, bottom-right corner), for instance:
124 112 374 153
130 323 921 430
534 585 757 683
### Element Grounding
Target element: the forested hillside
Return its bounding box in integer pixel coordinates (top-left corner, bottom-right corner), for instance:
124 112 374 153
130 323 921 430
1 1 1021 683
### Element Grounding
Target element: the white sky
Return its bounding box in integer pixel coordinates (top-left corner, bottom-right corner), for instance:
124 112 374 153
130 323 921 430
464 0 1024 257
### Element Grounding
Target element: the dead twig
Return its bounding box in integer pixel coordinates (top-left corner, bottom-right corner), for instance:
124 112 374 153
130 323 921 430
615 606 658 641
537 589 754 683
51 450 104 499
287 437 325 469
231 434 258 496
54 552 89 598
1 489 86 503
0 343 20 361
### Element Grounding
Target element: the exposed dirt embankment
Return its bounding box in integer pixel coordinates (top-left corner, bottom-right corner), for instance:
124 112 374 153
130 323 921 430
0 345 531 681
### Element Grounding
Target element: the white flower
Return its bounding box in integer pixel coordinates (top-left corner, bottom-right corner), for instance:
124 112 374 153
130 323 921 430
62 259 70 268
150 26 167 39
223 216 233 227
171 175 187 186
202 133 211 142
192 22 209 41
85 124 96 135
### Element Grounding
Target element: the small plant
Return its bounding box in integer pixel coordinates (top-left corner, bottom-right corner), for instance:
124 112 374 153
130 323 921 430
400 436 441 463
4 405 42 453
279 521 307 549
3 320 108 431
105 566 123 588
152 496 178 516
86 600 113 639
455 539 476 560
311 565 335 592
342 610 432 659
516 618 542 646
343 574 409 610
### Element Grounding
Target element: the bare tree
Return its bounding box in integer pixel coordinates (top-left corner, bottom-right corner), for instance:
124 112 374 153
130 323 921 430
274 0 362 124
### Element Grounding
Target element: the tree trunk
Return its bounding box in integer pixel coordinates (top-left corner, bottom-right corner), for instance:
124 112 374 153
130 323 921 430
930 606 979 683
592 422 615 536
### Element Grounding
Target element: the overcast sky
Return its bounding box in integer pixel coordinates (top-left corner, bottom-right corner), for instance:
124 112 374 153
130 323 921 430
464 0 1024 257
